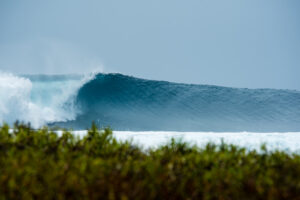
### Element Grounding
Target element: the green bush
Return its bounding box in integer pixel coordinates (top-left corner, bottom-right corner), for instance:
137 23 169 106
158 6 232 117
1 123 300 200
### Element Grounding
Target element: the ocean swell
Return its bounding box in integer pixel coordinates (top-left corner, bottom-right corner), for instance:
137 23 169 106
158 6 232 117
1 72 300 131
56 73 300 131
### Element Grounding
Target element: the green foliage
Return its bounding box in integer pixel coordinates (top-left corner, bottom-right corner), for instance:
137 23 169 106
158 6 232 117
1 123 300 200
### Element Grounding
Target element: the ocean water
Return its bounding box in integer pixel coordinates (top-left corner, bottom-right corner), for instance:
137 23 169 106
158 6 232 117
0 72 93 127
69 131 300 152
1 72 300 150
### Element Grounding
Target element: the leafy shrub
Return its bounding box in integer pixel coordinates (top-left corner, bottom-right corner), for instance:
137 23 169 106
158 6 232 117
0 123 300 200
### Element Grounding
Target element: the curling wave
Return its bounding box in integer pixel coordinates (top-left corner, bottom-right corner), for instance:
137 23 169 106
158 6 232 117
57 73 300 131
1 72 300 131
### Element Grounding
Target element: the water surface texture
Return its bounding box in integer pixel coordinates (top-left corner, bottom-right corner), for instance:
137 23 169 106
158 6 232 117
1 72 300 131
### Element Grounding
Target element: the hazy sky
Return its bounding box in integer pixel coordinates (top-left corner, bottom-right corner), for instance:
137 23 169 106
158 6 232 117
0 0 299 90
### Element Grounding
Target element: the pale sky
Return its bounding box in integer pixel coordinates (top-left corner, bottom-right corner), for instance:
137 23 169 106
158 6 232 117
0 0 299 90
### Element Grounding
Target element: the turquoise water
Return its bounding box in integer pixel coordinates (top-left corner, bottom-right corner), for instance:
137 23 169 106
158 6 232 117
1 72 300 132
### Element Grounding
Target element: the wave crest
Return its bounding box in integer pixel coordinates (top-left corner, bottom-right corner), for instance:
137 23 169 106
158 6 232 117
1 72 300 131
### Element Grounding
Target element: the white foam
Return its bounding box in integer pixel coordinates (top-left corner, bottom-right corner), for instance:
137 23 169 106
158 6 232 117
69 131 300 152
0 72 94 128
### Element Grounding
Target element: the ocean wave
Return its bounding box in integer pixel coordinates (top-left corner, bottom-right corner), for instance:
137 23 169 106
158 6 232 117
1 72 300 131
0 72 93 127
57 73 300 131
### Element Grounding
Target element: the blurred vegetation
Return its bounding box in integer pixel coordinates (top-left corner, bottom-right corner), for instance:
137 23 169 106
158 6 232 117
1 123 300 200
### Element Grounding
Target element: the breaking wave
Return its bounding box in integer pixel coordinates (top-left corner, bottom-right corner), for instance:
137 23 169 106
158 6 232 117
0 72 93 127
1 72 300 131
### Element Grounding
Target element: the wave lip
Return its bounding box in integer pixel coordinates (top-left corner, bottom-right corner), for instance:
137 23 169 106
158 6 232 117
54 73 300 132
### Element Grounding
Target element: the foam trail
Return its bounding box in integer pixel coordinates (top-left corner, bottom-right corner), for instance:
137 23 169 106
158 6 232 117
60 130 300 152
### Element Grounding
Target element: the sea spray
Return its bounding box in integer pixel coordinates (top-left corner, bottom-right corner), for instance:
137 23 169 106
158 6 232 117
0 72 95 127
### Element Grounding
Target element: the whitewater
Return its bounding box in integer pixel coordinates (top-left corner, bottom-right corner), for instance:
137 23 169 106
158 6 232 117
0 72 94 127
67 131 300 152
1 72 300 151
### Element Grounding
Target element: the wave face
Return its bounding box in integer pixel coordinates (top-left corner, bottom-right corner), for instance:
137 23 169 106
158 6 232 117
1 72 300 131
53 73 300 132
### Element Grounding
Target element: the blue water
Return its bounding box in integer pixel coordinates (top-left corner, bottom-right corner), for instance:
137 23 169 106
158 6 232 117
56 73 300 131
1 72 300 131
